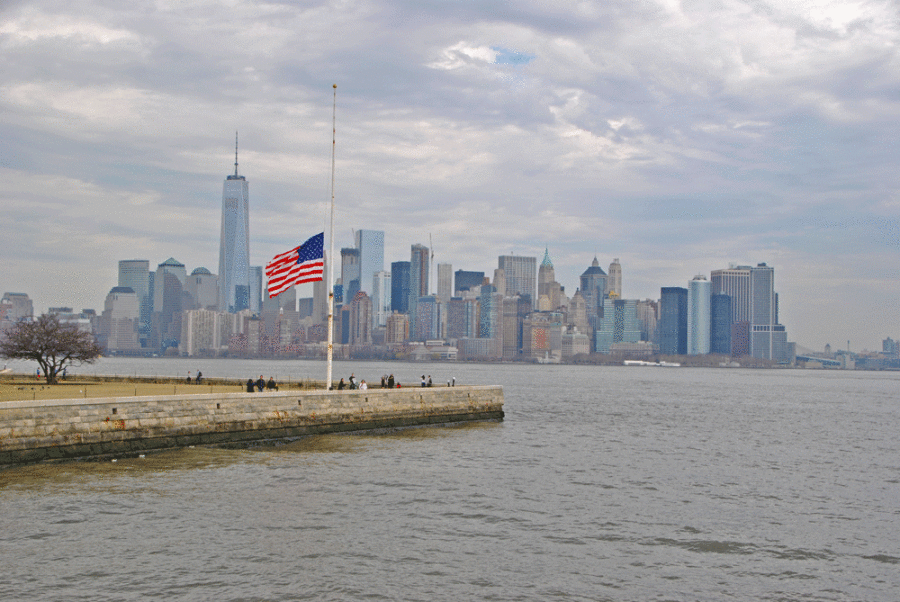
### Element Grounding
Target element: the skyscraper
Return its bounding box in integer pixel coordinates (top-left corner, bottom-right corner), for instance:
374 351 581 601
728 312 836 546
354 230 384 296
341 247 361 301
498 255 536 307
658 287 688 355
710 293 732 355
372 270 391 328
687 275 711 355
217 135 250 313
712 263 787 360
391 261 410 313
408 244 430 339
607 258 622 298
118 259 150 347
454 270 484 294
437 263 453 304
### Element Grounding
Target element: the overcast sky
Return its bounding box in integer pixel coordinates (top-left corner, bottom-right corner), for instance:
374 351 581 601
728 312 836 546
2 0 898 352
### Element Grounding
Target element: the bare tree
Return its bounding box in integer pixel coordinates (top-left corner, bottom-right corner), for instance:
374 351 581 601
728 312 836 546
0 314 103 383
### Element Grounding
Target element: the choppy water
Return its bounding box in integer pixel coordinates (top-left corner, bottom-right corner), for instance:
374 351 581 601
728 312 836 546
1 359 898 601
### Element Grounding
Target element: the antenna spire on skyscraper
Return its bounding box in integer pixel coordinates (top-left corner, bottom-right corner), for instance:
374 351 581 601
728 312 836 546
234 131 239 177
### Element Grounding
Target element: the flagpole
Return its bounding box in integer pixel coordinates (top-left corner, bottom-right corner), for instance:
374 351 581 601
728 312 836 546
325 84 337 390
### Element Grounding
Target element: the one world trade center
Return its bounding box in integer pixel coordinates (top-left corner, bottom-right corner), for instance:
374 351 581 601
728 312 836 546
218 133 250 312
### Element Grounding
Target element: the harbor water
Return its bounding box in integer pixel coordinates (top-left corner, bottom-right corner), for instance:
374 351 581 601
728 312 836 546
1 359 898 601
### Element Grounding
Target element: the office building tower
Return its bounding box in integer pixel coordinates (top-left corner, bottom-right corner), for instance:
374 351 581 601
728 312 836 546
595 299 641 354
538 248 563 310
100 287 140 352
607 258 622 298
151 258 187 349
636 299 658 343
312 251 329 324
349 291 372 346
386 312 409 345
493 268 507 297
712 263 787 360
218 136 250 313
186 267 218 310
341 247 361 302
250 266 262 314
658 287 688 355
437 263 453 304
710 293 732 355
447 297 479 340
498 255 536 308
372 271 391 328
454 270 484 294
354 230 384 296
415 295 441 341
391 261 410 313
1 292 33 322
118 259 151 347
580 257 607 320
687 275 711 355
569 290 589 335
408 244 430 339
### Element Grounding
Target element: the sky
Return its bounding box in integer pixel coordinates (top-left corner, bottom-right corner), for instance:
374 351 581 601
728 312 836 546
1 0 898 352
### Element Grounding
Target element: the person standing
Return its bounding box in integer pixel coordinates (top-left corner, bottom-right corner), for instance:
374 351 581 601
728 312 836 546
387 374 395 388
256 375 265 392
246 378 255 393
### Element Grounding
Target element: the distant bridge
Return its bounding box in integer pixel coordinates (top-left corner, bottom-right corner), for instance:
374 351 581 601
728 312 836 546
795 355 842 367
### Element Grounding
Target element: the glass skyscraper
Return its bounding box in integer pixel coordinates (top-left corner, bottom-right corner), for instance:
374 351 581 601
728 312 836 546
217 137 250 313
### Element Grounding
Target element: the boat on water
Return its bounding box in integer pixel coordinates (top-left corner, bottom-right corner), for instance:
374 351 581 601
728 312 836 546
623 360 681 367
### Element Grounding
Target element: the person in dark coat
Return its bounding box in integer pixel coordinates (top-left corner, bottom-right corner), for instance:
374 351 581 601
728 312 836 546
338 378 345 390
266 376 277 390
256 375 265 392
246 378 255 393
387 374 394 388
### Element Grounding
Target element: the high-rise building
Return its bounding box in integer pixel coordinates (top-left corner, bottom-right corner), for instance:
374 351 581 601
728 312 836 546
447 297 479 339
391 261 410 313
687 275 711 355
712 263 787 361
100 287 140 352
437 263 453 304
151 258 187 350
580 257 607 322
372 271 391 328
658 287 688 355
414 295 441 341
710 293 732 355
454 270 484 294
595 299 641 354
312 251 329 324
607 258 622 298
249 266 262 314
0 293 33 321
118 260 150 347
349 291 372 346
341 247 361 302
538 248 563 310
186 267 218 310
498 255 536 308
217 136 250 313
636 299 658 343
354 230 384 296
408 244 430 339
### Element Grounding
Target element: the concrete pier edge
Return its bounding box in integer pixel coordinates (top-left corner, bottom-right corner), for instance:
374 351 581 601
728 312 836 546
0 385 504 467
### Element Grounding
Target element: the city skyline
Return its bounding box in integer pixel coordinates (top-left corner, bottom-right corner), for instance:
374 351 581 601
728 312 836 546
1 1 898 351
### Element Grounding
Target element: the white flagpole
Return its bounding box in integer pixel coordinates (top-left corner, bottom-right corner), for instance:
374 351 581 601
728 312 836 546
326 84 336 390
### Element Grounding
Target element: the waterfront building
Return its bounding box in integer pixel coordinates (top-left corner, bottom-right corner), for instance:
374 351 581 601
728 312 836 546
217 138 251 313
523 311 565 360
414 295 441 342
569 290 589 335
498 255 536 309
180 308 229 357
501 296 521 359
354 229 384 297
687 275 711 355
0 293 33 322
118 260 151 347
562 327 591 358
538 248 564 310
595 299 641 354
390 261 410 314
710 294 732 355
312 251 329 324
100 287 140 352
249 266 262 314
151 258 187 350
658 287 688 355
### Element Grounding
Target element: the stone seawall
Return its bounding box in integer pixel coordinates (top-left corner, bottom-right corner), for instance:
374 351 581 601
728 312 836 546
0 386 504 466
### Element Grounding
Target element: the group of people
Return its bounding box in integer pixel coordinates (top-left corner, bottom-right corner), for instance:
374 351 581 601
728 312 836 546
336 373 370 390
330 373 457 390
246 375 277 392
186 371 203 384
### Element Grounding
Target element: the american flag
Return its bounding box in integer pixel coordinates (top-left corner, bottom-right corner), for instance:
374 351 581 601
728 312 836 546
265 232 325 298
